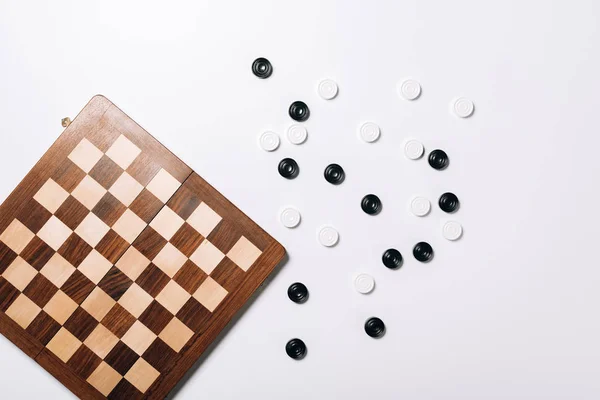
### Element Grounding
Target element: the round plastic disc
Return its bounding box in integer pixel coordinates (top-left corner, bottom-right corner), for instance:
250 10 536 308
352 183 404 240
410 196 431 217
443 221 463 241
286 338 307 360
280 207 301 228
318 79 339 100
404 139 424 160
453 97 474 118
318 226 339 247
259 131 280 152
287 124 308 145
359 122 381 143
354 274 375 294
399 79 421 100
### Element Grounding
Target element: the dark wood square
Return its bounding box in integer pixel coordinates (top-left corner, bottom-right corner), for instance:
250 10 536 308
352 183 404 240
176 297 213 333
16 198 52 234
174 260 207 294
89 155 123 189
0 277 20 312
91 193 126 227
210 257 247 293
126 152 161 187
60 270 96 304
0 242 18 274
206 219 241 254
104 341 140 375
23 274 59 308
97 266 133 301
87 119 121 153
142 338 180 374
54 196 89 231
20 236 54 271
168 185 201 220
26 311 61 345
138 301 173 335
129 189 163 223
63 307 98 342
101 304 136 338
135 263 170 297
51 158 86 192
95 230 129 264
170 223 204 257
58 233 93 268
67 345 102 380
132 227 167 260
108 378 143 400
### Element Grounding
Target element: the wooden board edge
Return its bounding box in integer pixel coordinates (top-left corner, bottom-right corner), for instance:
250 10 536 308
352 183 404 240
0 311 43 358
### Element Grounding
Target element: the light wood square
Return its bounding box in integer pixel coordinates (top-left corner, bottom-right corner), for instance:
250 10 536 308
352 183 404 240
124 358 160 393
149 207 184 241
153 243 187 278
108 172 143 207
75 213 109 247
105 134 141 170
40 253 76 287
84 324 119 359
146 168 181 203
227 236 262 272
0 219 35 254
187 202 222 237
2 257 37 291
190 240 224 275
81 287 116 321
37 215 72 251
193 277 228 312
5 293 41 329
121 320 157 356
43 290 78 324
112 209 146 244
78 250 113 284
155 280 190 314
68 138 103 173
33 179 69 213
115 247 150 281
72 175 107 210
118 283 153 318
46 327 82 363
87 361 122 396
159 317 194 352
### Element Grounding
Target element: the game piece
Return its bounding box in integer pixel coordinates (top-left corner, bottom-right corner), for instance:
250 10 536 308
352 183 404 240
398 79 421 100
318 226 339 247
364 317 385 338
285 338 307 360
258 131 280 152
410 196 431 217
453 97 474 118
324 163 345 185
382 249 402 269
442 221 463 241
278 158 299 179
287 282 308 304
0 96 285 399
359 122 380 143
404 139 424 160
413 242 434 262
280 207 301 228
287 124 308 145
354 274 375 294
361 194 382 215
252 57 273 79
438 192 459 213
288 101 310 122
317 79 339 100
428 149 449 170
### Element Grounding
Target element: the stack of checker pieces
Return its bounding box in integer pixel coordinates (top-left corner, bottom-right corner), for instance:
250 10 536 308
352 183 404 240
0 96 285 399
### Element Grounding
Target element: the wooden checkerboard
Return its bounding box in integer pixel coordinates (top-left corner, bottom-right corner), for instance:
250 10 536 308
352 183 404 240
0 96 285 399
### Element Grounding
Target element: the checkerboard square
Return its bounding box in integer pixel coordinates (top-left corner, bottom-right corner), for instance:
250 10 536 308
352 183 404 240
38 216 72 251
72 175 107 210
55 196 89 231
187 202 222 237
149 207 184 241
26 311 61 345
156 280 190 314
135 264 170 297
52 158 87 193
87 361 122 396
40 253 75 287
57 233 93 268
104 341 139 375
146 168 181 203
75 213 110 247
2 257 37 291
173 260 207 294
64 307 100 342
5 294 41 329
21 236 55 271
106 135 141 170
16 198 52 235
121 321 157 356
101 304 136 338
84 324 119 359
112 209 146 244
124 358 160 393
95 230 129 264
78 250 113 284
118 283 153 318
109 172 143 207
22 274 59 308
138 301 173 335
47 327 83 363
33 179 69 213
190 240 224 275
81 287 116 321
89 155 123 190
227 236 262 272
116 247 150 281
61 270 96 304
153 243 187 278
91 192 127 227
193 277 228 312
43 290 78 324
68 138 103 173
98 266 133 301
170 223 204 257
159 317 194 352
67 346 102 380
0 219 34 254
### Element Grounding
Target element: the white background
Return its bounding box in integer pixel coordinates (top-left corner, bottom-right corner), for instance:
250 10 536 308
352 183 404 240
1 1 599 399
